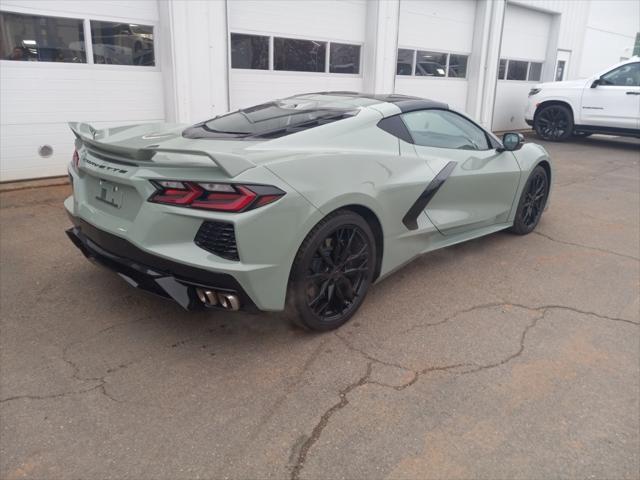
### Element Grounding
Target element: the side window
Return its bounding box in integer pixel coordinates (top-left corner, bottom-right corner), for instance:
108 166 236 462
600 63 640 87
401 110 490 150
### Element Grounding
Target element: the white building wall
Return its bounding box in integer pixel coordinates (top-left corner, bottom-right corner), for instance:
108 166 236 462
395 0 477 111
511 0 592 79
157 0 228 124
493 2 554 130
0 0 163 181
0 0 638 181
579 0 640 77
227 0 367 110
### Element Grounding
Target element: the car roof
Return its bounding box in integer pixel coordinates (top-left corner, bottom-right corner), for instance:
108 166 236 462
288 92 449 113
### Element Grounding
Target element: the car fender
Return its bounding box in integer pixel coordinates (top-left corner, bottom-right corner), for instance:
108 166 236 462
508 142 554 222
265 151 437 270
534 94 579 118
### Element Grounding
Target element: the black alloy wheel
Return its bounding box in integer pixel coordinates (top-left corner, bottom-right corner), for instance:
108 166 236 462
534 104 574 141
289 211 375 331
510 165 549 235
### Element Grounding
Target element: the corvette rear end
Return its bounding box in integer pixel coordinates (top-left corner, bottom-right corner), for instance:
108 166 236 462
65 120 323 313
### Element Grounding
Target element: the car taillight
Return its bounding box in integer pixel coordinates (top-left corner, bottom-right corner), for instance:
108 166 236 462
149 181 285 212
72 149 80 171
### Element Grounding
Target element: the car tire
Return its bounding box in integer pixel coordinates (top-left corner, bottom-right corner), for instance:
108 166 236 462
534 104 574 141
287 210 376 331
510 165 549 235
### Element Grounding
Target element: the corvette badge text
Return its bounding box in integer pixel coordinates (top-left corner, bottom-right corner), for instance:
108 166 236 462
83 157 128 175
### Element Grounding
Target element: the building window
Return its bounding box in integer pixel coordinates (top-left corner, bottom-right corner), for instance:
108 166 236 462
90 21 154 66
274 37 326 72
230 33 269 70
498 59 507 79
448 54 468 78
397 49 468 79
528 62 542 81
506 60 528 80
0 11 86 63
397 48 414 75
500 59 545 81
416 51 447 77
329 42 360 74
555 60 565 81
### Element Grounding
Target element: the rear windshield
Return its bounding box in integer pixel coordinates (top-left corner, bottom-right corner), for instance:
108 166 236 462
183 99 358 140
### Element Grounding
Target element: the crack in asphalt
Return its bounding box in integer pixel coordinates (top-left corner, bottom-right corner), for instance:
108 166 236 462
0 384 104 404
290 301 638 478
533 230 640 262
0 317 149 405
290 363 372 480
459 313 544 375
367 362 473 391
395 301 520 337
396 302 638 340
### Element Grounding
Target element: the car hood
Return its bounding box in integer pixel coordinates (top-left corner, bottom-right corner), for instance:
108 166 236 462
533 78 589 89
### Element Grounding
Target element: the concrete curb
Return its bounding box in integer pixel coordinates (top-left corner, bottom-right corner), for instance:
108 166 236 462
0 176 70 193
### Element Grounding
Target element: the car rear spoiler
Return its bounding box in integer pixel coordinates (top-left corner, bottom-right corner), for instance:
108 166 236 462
69 122 255 178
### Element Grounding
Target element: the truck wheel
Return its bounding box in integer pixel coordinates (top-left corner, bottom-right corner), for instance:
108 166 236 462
534 104 574 141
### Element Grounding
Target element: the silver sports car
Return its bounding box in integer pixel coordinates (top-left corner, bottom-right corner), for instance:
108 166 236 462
65 92 552 330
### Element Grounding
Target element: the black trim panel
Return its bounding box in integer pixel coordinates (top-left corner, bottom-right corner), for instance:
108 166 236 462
573 124 640 137
402 161 457 231
66 215 258 311
377 116 413 143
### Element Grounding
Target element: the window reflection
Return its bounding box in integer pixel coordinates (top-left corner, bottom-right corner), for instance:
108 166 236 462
396 48 414 75
0 11 86 63
507 60 528 80
231 33 269 69
274 37 326 72
90 21 154 66
416 51 447 76
329 42 360 74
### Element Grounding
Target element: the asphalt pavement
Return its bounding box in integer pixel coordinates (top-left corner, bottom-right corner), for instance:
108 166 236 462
1 134 638 479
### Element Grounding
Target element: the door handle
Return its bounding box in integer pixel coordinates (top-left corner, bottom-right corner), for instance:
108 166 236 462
626 91 640 95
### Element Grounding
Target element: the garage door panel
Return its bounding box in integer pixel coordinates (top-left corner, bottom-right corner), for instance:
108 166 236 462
501 5 551 60
493 4 553 131
398 0 476 53
229 0 366 44
228 0 366 111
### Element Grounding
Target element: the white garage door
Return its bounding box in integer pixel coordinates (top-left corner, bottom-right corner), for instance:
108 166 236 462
228 0 366 110
493 3 552 131
394 0 476 112
0 1 164 182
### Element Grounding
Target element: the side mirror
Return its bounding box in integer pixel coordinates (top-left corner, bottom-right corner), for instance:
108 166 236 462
591 78 601 88
500 132 525 152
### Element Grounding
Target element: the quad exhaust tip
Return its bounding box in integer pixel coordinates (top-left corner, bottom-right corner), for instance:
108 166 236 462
196 288 240 311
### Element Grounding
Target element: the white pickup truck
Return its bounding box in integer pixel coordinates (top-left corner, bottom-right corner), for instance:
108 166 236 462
525 57 640 141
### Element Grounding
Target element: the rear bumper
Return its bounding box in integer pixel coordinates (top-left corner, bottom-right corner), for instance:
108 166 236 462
66 215 258 312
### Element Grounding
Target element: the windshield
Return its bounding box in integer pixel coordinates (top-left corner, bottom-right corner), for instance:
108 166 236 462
183 99 358 139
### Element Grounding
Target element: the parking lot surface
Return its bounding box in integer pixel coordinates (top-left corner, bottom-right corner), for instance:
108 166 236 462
1 135 639 479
